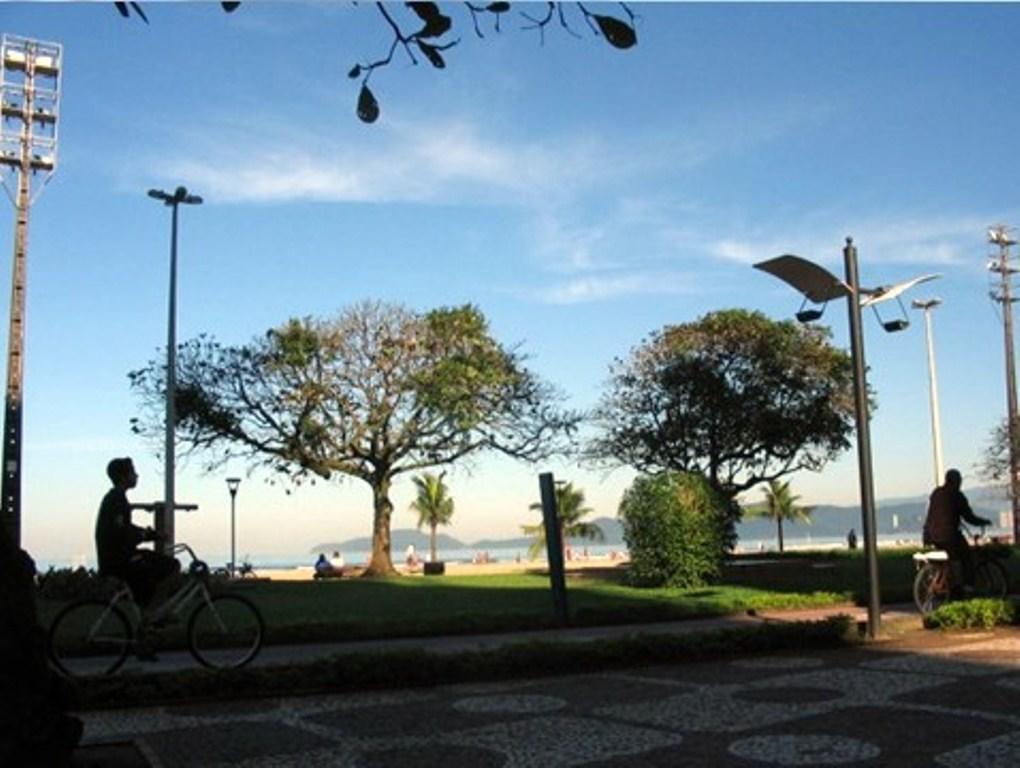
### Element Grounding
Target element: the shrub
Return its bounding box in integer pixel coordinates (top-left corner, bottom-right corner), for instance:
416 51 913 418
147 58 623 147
36 567 112 601
923 598 1016 630
618 472 728 588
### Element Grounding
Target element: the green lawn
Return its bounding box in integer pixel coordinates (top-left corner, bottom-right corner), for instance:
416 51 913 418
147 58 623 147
38 568 847 647
37 546 1019 646
230 571 847 643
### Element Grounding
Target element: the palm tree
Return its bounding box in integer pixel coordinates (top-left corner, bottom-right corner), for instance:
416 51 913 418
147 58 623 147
522 481 605 560
748 479 813 553
410 472 455 564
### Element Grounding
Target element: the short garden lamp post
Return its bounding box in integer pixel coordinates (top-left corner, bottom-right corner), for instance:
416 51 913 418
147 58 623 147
754 237 939 639
226 477 241 577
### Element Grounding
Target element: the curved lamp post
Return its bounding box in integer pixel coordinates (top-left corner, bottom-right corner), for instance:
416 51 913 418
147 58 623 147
147 186 202 554
755 237 939 638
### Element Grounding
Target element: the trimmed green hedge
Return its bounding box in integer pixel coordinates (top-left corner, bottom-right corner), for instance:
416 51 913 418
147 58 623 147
923 598 1017 630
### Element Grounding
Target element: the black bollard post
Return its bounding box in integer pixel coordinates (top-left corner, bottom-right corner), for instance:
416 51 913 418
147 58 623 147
539 472 569 626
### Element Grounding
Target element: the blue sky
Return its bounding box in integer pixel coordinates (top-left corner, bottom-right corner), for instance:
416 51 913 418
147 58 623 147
4 2 1020 565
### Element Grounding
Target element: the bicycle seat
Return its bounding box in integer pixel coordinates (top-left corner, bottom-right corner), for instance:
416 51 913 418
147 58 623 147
913 550 949 563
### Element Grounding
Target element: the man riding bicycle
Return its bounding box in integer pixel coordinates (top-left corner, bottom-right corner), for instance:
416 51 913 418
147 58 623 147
923 468 992 595
95 457 180 609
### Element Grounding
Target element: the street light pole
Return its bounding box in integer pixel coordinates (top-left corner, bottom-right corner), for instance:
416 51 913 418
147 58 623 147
911 298 944 485
843 238 882 638
147 186 202 554
755 241 938 640
226 477 240 577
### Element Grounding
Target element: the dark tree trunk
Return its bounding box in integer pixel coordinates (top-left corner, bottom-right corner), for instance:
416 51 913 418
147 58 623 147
777 516 785 553
364 473 397 577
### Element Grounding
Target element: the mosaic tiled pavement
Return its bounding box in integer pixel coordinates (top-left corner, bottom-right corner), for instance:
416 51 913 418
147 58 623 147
77 630 1020 767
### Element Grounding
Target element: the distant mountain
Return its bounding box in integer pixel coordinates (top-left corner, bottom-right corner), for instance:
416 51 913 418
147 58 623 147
313 517 628 554
736 494 1005 544
312 490 1009 554
311 529 466 555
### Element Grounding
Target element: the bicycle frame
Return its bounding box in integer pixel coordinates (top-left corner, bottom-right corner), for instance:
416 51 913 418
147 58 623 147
50 536 264 677
105 542 218 629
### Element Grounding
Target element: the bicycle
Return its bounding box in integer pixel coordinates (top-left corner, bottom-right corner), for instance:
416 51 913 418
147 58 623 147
912 525 1010 615
48 542 265 677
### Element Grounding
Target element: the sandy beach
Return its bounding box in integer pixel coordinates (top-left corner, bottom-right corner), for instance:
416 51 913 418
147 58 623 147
264 556 630 581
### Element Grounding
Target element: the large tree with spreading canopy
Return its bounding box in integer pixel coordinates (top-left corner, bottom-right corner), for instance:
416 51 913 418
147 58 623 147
129 301 578 575
589 309 856 537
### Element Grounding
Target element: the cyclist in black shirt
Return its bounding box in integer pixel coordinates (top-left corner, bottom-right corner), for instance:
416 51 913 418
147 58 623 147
923 468 992 591
95 457 179 608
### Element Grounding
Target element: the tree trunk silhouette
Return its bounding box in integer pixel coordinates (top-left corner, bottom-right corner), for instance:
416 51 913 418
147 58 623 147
366 474 397 577
777 517 785 553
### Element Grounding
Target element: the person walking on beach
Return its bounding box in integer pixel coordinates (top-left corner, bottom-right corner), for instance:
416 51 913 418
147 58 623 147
923 469 991 593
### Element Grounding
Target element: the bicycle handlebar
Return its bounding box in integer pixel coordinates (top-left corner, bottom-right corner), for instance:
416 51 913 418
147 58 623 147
134 502 199 513
172 542 199 561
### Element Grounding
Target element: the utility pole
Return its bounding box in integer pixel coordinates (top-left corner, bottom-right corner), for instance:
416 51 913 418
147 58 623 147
988 225 1020 543
0 36 61 547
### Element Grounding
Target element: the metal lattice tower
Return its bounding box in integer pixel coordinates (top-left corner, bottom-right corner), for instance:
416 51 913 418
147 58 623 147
0 34 62 546
988 225 1020 543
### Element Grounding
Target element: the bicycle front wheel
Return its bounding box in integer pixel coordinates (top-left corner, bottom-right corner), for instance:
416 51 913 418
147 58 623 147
48 599 132 677
188 594 264 669
913 564 950 616
974 560 1009 599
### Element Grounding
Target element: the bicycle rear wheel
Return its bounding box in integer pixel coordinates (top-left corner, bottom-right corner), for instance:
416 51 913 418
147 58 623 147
188 593 264 669
974 560 1009 599
913 564 950 616
48 599 132 677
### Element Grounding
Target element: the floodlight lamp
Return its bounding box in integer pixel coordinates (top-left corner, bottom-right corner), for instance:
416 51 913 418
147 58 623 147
147 189 168 201
989 228 1017 247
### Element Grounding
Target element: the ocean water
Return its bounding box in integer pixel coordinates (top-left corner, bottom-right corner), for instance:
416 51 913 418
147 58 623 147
35 533 937 574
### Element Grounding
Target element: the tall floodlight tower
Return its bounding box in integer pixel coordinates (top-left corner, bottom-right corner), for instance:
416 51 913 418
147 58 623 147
988 225 1020 543
0 35 62 546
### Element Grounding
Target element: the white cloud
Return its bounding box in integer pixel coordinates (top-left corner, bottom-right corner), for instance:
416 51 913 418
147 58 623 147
530 214 613 274
536 271 693 305
146 118 610 207
704 213 999 271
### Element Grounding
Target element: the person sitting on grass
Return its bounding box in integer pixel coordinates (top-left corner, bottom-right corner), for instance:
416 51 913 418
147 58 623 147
95 457 180 612
314 553 333 577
